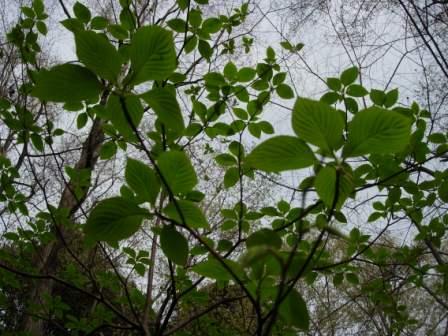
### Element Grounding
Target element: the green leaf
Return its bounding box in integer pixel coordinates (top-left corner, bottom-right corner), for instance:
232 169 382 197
99 141 117 159
276 84 294 99
315 166 353 210
292 98 344 152
158 151 197 194
346 272 359 285
428 133 446 144
266 46 276 60
77 113 88 129
198 39 212 60
75 30 123 82
340 66 359 86
224 62 238 81
73 2 91 23
102 94 144 140
333 273 343 286
32 64 102 103
163 200 208 229
120 8 135 30
384 88 399 107
141 87 184 132
246 136 315 172
326 77 341 91
202 17 222 34
237 67 256 82
167 18 186 33
36 21 47 35
84 197 149 242
33 0 45 15
90 16 108 30
246 229 282 249
258 121 274 134
320 92 340 105
30 133 44 152
204 72 226 87
370 89 386 105
273 72 286 85
61 18 84 32
177 0 188 10
191 257 243 281
278 289 310 330
346 84 368 97
438 180 448 203
160 226 189 265
189 9 202 28
224 167 239 188
184 35 197 53
125 159 160 204
108 24 128 40
21 6 35 18
129 25 176 84
215 153 237 166
248 123 261 138
344 107 411 157
280 40 293 51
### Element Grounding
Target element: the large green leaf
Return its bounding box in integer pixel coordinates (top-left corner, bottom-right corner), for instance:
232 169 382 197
84 197 149 242
140 87 184 132
344 107 411 157
278 288 310 331
32 64 102 103
160 225 189 265
245 136 315 172
191 257 244 281
340 66 359 86
438 180 448 203
246 229 282 249
163 200 208 229
75 30 123 82
292 98 344 152
129 25 176 84
125 158 160 204
314 166 353 210
101 94 144 140
157 151 197 194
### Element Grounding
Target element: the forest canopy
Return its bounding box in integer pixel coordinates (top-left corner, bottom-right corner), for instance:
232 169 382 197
0 0 447 335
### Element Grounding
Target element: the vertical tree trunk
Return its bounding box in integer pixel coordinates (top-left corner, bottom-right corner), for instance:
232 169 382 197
21 117 105 334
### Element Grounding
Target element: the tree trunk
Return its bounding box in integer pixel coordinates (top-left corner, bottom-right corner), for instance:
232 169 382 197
20 116 105 334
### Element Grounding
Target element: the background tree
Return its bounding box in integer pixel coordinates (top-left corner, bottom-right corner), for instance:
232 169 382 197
0 0 447 335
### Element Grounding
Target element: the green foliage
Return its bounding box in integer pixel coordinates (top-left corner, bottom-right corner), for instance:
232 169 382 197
84 197 149 242
191 257 244 281
125 159 160 205
157 151 198 195
315 166 353 209
32 64 102 103
344 107 411 157
141 87 185 132
340 66 359 85
278 289 310 330
160 226 189 265
292 98 344 152
74 30 123 82
245 136 315 172
100 94 144 140
163 200 209 229
2 1 446 335
73 2 91 23
129 25 176 84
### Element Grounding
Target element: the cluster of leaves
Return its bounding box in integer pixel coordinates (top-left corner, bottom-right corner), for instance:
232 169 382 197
0 0 447 335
